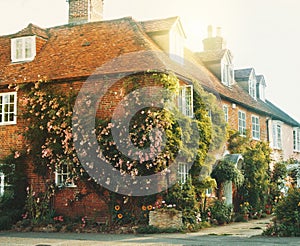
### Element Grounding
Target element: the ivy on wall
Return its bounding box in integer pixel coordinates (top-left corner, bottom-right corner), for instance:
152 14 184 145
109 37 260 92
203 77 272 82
7 71 227 225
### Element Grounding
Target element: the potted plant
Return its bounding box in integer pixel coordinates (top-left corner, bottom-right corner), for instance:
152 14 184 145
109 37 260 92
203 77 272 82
239 202 251 221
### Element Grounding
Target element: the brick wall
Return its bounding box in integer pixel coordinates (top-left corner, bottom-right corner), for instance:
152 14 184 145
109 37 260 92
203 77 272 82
222 99 268 142
68 0 103 24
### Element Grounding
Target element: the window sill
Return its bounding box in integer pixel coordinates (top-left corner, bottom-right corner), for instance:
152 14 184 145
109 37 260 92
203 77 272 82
56 184 77 189
0 122 17 126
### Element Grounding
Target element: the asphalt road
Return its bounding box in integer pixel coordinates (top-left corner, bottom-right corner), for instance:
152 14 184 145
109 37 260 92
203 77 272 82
0 217 299 245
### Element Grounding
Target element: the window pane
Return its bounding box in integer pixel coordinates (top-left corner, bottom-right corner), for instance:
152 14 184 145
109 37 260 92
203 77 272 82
9 113 14 121
25 38 32 58
10 95 14 103
16 39 23 59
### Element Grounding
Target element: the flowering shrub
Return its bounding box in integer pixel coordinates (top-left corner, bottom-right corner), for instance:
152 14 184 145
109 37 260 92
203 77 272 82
239 201 251 215
210 200 232 225
6 71 227 228
264 188 300 236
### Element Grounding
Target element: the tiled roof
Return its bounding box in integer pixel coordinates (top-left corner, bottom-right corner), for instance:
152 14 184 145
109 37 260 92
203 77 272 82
0 16 298 127
234 68 253 81
13 23 49 39
256 75 266 86
140 16 179 33
0 17 173 84
264 100 300 126
196 49 227 63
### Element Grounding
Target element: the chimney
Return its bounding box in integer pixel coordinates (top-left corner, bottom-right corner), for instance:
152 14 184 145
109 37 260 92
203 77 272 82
207 25 213 38
68 0 104 24
216 26 222 37
202 25 226 51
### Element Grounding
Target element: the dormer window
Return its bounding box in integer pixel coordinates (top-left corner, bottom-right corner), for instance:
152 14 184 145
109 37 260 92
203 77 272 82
221 53 234 86
178 85 193 117
249 74 257 100
11 36 36 62
169 23 185 64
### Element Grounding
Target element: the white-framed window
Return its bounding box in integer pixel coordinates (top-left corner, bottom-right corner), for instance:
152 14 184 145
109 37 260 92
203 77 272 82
0 92 17 125
238 111 246 136
272 121 282 149
178 162 188 184
293 128 300 152
169 27 184 64
11 36 36 62
178 85 193 117
223 105 228 123
0 172 4 196
205 187 213 197
221 57 234 86
249 78 257 100
55 162 75 187
251 115 260 140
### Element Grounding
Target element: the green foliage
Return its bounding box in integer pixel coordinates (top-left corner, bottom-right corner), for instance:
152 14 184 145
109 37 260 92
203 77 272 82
211 159 244 186
241 141 271 211
264 188 300 236
166 177 199 225
210 200 232 224
24 185 55 224
269 162 287 206
228 130 271 212
6 71 226 229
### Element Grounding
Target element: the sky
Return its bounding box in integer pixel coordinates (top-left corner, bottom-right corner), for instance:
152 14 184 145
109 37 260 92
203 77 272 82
0 0 300 122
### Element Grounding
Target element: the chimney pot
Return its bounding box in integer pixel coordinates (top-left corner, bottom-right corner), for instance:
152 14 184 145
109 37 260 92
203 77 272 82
207 25 213 38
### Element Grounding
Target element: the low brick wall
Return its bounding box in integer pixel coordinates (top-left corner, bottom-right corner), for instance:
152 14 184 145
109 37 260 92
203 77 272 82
149 209 182 229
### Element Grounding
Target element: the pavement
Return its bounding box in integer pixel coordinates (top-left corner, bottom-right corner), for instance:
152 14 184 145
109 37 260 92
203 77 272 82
189 216 271 237
1 216 300 245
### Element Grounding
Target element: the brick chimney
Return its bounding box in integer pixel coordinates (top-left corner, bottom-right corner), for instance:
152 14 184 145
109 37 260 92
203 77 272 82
68 0 104 24
202 26 226 51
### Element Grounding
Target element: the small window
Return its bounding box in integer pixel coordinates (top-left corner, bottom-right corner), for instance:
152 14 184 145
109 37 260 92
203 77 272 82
293 128 300 152
251 116 260 140
0 172 4 196
238 111 246 136
205 187 213 197
178 162 188 184
272 121 282 149
249 79 257 100
223 105 228 123
169 29 184 64
0 92 17 125
221 61 234 86
11 36 36 62
55 162 75 187
178 85 193 117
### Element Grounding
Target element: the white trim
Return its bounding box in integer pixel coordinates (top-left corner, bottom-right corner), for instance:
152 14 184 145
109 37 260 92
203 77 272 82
55 162 76 188
293 127 300 152
272 120 282 150
178 85 193 118
221 53 234 86
0 172 4 196
248 72 257 100
251 115 260 140
178 162 188 184
11 36 36 63
238 110 246 136
0 92 17 125
169 24 184 64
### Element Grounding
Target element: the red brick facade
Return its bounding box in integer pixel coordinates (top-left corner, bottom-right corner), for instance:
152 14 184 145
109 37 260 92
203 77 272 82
1 8 299 219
